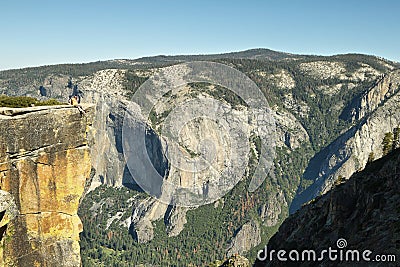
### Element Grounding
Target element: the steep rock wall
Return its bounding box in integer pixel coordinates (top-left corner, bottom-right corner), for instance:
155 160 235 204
256 149 400 267
341 70 400 122
291 72 400 212
0 104 94 267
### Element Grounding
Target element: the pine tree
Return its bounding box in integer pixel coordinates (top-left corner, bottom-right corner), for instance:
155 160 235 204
393 127 400 150
367 152 375 164
382 132 394 156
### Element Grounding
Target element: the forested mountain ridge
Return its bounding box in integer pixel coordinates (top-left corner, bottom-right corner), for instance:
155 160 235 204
0 49 399 266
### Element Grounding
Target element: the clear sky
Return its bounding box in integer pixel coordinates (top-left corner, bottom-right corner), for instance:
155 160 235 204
1 0 399 70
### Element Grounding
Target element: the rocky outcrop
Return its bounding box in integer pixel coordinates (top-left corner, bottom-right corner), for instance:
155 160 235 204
291 76 400 212
273 108 309 149
1 69 132 189
227 220 261 257
255 148 400 267
165 206 189 237
77 69 130 188
129 198 168 243
342 70 400 122
0 104 94 266
258 191 287 227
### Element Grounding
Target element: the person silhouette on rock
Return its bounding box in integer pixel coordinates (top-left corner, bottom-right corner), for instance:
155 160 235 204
68 95 85 115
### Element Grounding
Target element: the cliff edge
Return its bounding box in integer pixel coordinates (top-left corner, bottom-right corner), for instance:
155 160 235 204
0 104 94 267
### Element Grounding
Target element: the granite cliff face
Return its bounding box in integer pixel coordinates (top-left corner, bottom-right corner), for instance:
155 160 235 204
227 220 261 257
0 104 94 266
291 70 400 211
129 197 168 243
341 70 400 122
77 69 131 188
255 148 400 267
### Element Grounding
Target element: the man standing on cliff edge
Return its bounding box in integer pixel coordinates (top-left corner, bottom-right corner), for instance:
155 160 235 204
68 95 85 115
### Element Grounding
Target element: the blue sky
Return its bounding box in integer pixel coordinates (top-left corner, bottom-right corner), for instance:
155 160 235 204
1 0 399 70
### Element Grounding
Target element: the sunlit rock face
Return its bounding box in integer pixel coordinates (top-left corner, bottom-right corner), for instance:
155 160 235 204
0 104 94 267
